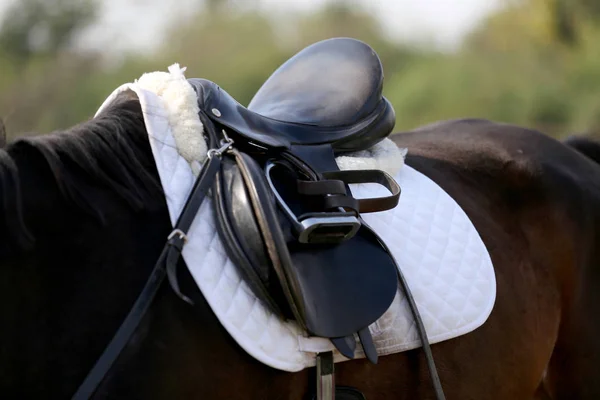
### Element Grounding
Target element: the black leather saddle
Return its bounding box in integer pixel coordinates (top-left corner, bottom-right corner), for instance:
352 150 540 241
186 37 401 363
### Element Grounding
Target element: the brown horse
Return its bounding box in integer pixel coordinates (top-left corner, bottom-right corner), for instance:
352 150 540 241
0 94 599 399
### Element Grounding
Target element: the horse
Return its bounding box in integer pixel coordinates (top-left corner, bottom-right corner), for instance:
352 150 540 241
1 92 599 399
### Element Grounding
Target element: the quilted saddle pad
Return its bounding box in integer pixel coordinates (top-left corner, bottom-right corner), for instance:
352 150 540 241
95 65 496 372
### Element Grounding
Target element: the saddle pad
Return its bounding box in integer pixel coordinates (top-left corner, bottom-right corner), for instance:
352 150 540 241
95 65 496 372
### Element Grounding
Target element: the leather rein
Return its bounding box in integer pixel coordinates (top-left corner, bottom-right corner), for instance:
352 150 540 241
71 111 446 400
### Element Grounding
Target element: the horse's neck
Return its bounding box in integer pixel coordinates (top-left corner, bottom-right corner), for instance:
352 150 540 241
0 143 172 396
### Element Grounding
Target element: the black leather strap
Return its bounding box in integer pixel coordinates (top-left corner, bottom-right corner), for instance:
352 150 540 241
357 327 377 364
322 169 401 213
323 195 360 214
297 179 347 196
366 221 446 400
166 153 223 305
397 261 446 400
296 169 400 216
71 246 170 400
72 151 224 400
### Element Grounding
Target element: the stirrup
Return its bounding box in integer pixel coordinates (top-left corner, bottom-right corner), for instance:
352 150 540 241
265 161 361 244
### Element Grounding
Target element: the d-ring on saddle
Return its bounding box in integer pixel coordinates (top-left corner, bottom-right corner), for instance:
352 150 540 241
73 37 445 400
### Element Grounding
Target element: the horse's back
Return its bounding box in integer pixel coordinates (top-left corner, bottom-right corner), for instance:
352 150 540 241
392 118 600 399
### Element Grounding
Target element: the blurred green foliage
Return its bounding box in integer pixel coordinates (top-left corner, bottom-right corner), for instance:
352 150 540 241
2 0 600 140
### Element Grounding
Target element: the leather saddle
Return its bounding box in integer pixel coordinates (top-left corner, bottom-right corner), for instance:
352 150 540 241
186 37 401 363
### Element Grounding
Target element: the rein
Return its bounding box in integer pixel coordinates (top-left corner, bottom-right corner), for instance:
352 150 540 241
71 111 229 399
72 112 445 400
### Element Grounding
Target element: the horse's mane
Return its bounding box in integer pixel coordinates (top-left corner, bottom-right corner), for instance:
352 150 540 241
0 94 165 253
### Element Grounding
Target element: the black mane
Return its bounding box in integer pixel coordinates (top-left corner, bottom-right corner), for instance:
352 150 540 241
0 94 165 253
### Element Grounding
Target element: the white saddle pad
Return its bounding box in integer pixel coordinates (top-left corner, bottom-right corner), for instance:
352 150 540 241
96 65 496 372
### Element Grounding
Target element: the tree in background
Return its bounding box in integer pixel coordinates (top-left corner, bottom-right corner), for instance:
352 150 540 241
0 0 97 63
157 1 410 106
457 0 600 135
2 0 600 138
0 0 100 137
550 0 600 46
0 118 5 147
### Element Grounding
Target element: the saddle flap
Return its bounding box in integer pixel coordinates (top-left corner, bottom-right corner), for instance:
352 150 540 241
212 148 399 339
213 155 292 318
288 225 399 338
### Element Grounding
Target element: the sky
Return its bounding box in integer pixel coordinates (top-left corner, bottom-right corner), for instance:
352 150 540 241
0 0 503 53
257 0 503 48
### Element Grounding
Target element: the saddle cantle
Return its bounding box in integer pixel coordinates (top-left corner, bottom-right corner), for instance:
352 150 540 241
186 38 401 363
188 37 395 152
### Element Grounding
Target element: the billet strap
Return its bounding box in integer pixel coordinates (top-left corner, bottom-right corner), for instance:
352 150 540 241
330 336 356 360
357 327 378 364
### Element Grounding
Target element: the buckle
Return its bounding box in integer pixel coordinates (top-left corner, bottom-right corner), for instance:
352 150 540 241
265 162 361 244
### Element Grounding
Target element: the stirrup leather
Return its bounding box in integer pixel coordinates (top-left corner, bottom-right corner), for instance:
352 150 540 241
265 159 401 244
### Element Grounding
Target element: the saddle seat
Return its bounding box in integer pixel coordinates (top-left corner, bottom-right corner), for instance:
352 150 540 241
187 37 395 154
